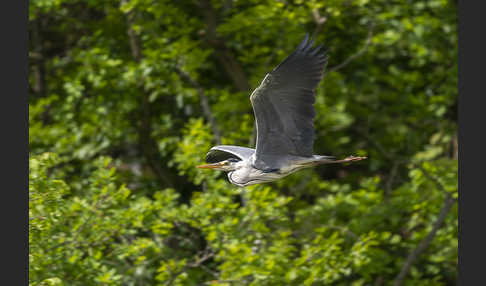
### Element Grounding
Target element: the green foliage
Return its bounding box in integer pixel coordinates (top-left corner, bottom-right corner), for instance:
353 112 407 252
29 0 457 285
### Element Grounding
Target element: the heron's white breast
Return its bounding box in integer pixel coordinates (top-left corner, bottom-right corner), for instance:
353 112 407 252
228 167 289 187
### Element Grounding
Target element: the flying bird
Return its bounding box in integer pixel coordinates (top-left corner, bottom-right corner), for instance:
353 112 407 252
197 35 366 186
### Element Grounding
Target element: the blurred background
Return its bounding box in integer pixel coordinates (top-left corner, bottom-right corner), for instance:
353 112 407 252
29 0 458 285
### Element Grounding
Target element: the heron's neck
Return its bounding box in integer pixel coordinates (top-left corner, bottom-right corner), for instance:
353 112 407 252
226 160 247 171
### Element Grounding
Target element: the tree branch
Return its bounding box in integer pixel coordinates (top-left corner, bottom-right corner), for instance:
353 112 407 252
175 67 222 144
324 22 375 76
451 134 458 160
121 1 176 188
199 0 251 93
166 248 215 286
416 165 450 194
393 168 457 286
384 161 400 202
311 8 327 39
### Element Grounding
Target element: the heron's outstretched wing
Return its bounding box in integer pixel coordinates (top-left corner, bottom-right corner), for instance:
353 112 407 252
205 145 255 163
250 35 328 169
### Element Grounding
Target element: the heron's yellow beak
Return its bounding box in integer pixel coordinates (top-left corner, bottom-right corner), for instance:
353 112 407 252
196 162 225 169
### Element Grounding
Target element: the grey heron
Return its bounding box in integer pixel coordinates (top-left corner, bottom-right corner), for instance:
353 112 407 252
197 35 366 186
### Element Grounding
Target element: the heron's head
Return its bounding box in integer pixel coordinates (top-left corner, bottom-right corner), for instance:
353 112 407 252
196 158 240 172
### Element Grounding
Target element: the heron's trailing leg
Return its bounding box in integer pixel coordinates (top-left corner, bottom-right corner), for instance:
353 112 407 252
323 155 367 164
300 155 367 167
